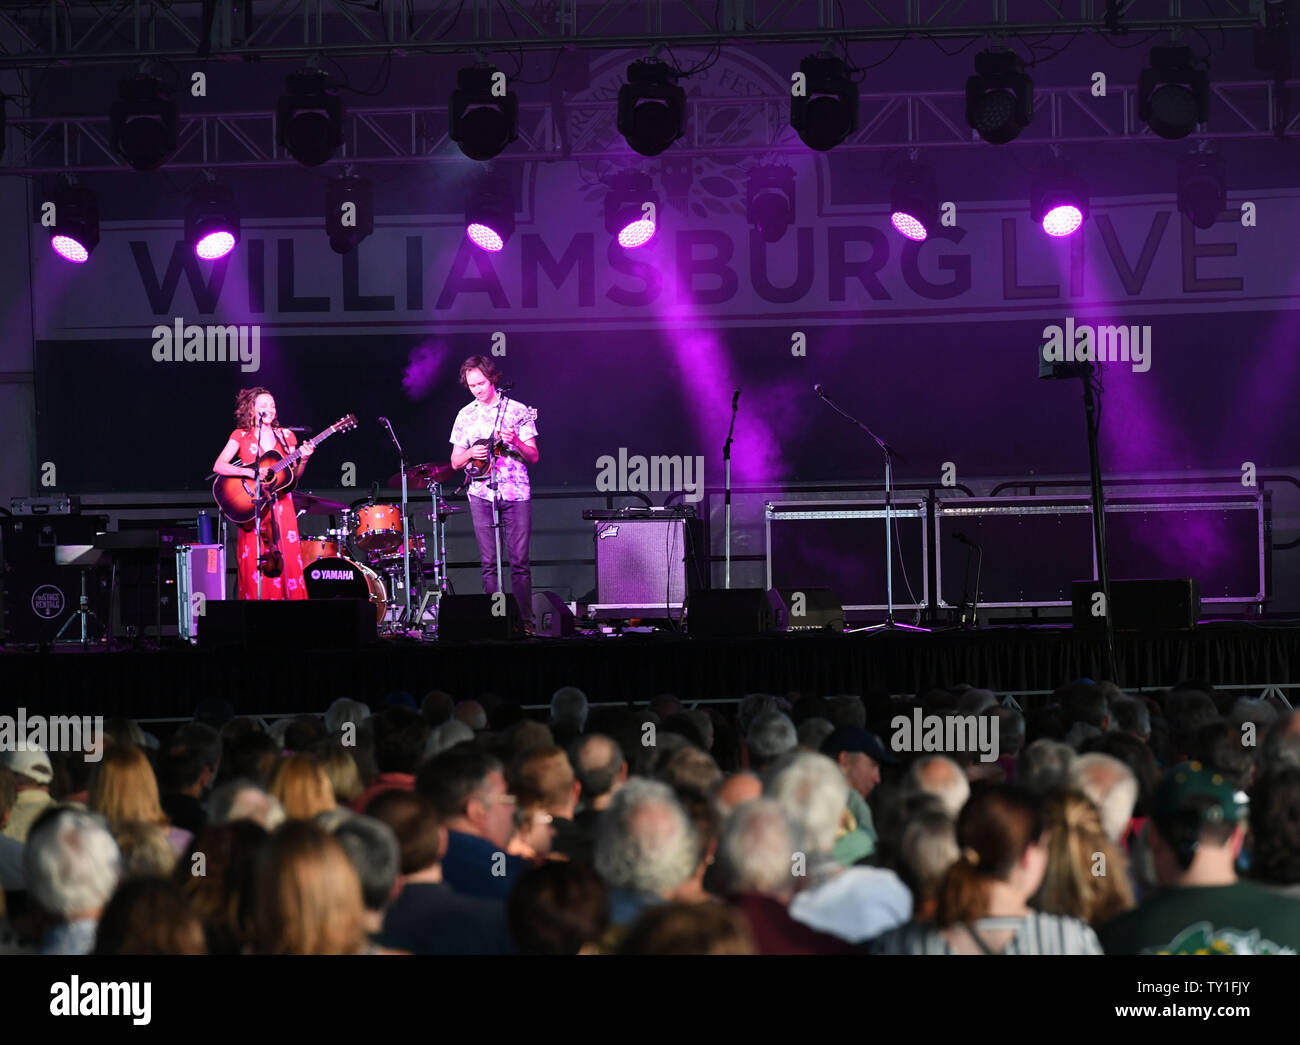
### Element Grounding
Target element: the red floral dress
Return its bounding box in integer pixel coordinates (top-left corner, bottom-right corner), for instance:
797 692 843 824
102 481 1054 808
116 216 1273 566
230 428 307 600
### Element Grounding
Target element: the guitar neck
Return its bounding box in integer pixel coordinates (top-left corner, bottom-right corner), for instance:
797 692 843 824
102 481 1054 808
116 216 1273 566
271 427 336 473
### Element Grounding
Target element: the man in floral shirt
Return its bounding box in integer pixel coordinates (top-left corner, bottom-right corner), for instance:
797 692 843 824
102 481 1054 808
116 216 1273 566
449 356 540 632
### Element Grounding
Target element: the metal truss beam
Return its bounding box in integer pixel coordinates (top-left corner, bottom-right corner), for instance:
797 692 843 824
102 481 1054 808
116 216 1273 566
3 78 1293 174
0 0 1265 69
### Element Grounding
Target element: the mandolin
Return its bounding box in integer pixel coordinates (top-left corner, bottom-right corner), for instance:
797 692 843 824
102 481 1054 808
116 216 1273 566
213 413 357 525
464 406 539 481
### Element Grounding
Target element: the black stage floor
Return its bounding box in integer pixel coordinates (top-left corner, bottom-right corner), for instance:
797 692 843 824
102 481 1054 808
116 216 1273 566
2 621 1298 719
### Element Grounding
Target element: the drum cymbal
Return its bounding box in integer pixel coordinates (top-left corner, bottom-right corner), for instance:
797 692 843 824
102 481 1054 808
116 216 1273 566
391 462 457 489
433 501 464 517
293 491 350 513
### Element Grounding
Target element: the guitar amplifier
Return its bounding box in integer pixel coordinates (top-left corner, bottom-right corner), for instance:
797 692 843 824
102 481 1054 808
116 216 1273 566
176 544 227 642
589 518 704 620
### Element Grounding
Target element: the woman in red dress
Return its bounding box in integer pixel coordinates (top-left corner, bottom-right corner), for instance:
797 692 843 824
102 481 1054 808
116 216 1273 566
212 387 315 600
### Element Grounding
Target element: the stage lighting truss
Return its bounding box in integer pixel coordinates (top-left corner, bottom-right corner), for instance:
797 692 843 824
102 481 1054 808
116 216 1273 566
617 58 686 157
1177 148 1226 229
276 70 344 167
1030 166 1089 237
465 173 516 252
185 182 240 260
604 170 659 249
48 184 100 264
1138 45 1210 140
790 53 858 152
747 165 796 242
109 75 177 172
326 175 374 254
965 50 1034 145
450 64 519 162
889 165 938 242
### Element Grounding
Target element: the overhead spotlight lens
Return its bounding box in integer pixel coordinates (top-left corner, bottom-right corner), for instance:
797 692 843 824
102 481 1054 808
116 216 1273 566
196 231 237 260
50 235 90 264
1042 204 1084 238
890 212 928 242
617 218 656 249
466 223 506 252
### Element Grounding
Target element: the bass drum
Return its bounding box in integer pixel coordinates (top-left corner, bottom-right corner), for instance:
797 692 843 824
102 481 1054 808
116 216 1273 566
302 556 388 624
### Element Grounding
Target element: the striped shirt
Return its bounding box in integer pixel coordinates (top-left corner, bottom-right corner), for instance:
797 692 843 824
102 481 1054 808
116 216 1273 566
867 913 1104 955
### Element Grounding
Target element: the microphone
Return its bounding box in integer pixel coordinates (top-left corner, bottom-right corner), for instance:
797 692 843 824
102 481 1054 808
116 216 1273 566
378 416 392 429
953 531 980 547
282 426 310 433
813 383 825 396
498 382 516 392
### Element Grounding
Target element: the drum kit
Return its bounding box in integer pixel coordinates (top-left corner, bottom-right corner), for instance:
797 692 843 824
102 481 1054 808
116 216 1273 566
295 464 462 632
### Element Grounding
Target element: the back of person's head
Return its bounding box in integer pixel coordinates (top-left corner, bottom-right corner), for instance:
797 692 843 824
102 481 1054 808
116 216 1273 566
1229 697 1278 735
737 694 780 736
251 820 366 954
1166 690 1221 760
992 706 1026 757
283 714 327 753
325 698 371 736
157 742 207 796
511 746 578 815
958 689 999 716
713 798 796 899
225 731 280 787
1056 682 1108 730
618 902 756 955
269 753 336 820
747 711 798 771
207 778 286 830
425 719 476 761
372 707 430 776
507 861 610 954
508 720 555 761
26 809 121 920
1149 762 1244 875
649 694 682 720
593 778 697 896
416 743 502 819
1033 789 1134 925
1111 697 1151 740
454 700 488 732
659 745 722 799
114 820 178 878
90 745 167 829
903 755 971 821
1261 713 1300 773
1195 720 1257 791
333 814 400 914
572 734 625 801
366 789 443 875
763 751 848 854
314 744 363 806
680 710 713 751
935 785 1043 927
420 690 455 729
550 686 589 731
174 722 222 775
93 878 206 955
796 717 836 753
1068 753 1138 843
1017 739 1076 795
174 819 267 954
661 712 708 750
897 809 960 914
827 695 867 729
1248 768 1300 888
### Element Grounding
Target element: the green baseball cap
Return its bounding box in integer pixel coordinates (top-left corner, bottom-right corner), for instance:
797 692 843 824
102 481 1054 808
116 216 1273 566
1153 761 1247 825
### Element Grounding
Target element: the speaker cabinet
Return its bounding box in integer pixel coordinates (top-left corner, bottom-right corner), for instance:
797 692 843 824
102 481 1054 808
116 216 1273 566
1 564 110 643
533 592 576 638
437 593 523 641
591 518 704 619
198 599 377 649
1071 578 1200 633
771 587 845 631
686 588 785 638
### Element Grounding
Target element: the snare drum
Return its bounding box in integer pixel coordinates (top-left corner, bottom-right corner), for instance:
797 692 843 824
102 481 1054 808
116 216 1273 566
300 536 341 567
354 504 403 552
302 556 388 624
375 534 427 565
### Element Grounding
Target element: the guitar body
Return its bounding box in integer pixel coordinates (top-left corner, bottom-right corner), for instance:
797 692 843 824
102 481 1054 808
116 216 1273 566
212 450 299 525
464 406 539 481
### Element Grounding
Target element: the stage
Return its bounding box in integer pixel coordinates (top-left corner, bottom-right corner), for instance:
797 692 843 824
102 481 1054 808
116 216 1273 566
3 621 1298 721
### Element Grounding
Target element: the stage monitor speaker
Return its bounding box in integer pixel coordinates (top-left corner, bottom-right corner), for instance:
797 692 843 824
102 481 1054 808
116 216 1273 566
198 599 376 649
772 587 845 631
1 565 110 643
686 588 785 638
592 518 703 618
532 592 575 638
1 514 109 567
1071 578 1200 633
438 593 523 641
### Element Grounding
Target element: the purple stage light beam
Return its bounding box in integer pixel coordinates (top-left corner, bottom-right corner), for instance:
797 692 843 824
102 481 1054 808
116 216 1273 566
195 230 237 261
50 235 91 264
466 223 506 252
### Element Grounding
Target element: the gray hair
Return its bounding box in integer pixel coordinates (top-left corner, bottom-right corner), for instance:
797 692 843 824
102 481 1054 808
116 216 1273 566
1018 739 1077 795
747 711 798 766
424 719 475 762
796 717 836 752
1069 753 1138 843
325 698 372 736
207 779 286 831
764 752 849 854
737 694 780 736
550 686 589 730
593 778 698 896
25 810 121 919
1111 697 1151 740
572 734 625 799
992 706 1026 755
902 755 971 821
899 809 960 902
681 710 713 751
1229 697 1279 733
454 700 488 731
333 814 401 913
714 799 797 898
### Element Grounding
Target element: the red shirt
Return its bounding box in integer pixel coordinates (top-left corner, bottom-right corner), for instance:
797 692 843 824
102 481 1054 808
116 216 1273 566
729 892 859 955
351 773 415 814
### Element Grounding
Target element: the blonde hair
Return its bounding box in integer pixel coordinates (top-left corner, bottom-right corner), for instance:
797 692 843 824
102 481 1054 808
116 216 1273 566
269 754 337 820
114 820 178 878
316 747 363 806
1033 790 1135 926
90 746 169 830
252 821 366 955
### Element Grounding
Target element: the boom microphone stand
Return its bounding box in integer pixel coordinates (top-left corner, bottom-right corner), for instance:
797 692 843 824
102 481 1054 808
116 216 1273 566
379 416 414 627
254 413 265 600
723 388 740 589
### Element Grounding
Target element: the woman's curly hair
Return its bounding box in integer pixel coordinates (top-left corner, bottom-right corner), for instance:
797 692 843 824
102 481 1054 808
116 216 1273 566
234 387 273 431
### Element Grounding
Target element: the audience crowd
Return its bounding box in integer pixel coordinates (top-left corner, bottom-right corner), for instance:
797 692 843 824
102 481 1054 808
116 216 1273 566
3 678 1300 955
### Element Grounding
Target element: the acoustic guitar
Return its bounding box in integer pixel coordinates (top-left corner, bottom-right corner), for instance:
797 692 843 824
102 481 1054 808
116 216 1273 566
464 407 539 481
213 414 357 525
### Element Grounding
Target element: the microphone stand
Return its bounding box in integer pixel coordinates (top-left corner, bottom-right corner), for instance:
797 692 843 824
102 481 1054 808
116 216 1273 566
1079 365 1119 685
723 389 740 589
254 414 265 601
380 417 414 629
815 388 927 633
490 392 509 621
955 537 983 629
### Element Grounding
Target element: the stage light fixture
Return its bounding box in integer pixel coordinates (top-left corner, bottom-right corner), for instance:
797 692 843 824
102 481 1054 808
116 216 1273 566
617 59 685 157
450 65 519 162
465 174 515 252
185 183 240 260
1030 167 1088 238
48 185 100 264
110 75 177 172
889 167 938 242
747 165 796 242
325 176 374 254
1138 45 1209 140
790 54 858 152
965 50 1034 145
1177 149 1226 229
604 170 659 249
276 70 344 167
